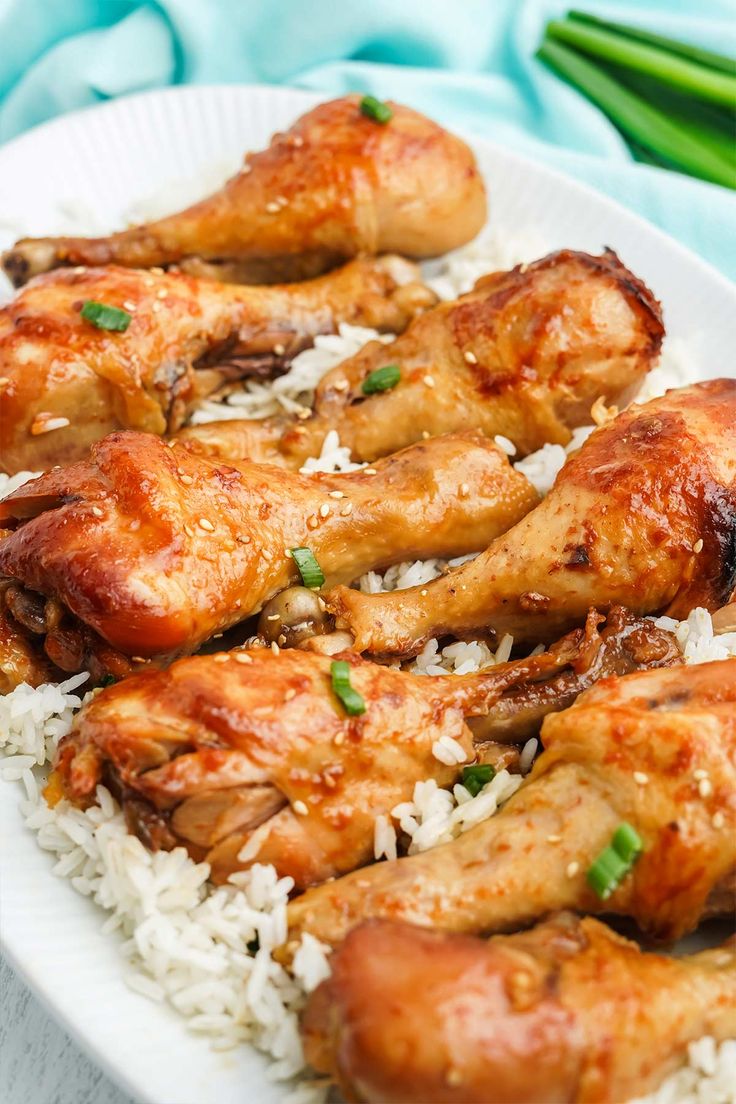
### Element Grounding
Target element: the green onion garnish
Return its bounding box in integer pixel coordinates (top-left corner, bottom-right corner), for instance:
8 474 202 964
587 821 643 899
80 301 132 332
362 364 401 395
461 763 496 797
330 660 366 716
246 935 260 955
359 95 393 124
100 674 117 687
290 547 325 589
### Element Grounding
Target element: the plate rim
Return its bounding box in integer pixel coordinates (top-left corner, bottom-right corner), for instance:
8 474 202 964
1 80 735 1104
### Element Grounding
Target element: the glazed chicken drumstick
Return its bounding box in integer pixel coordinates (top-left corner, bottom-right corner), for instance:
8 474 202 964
1 96 486 287
0 430 537 681
330 379 736 654
178 249 664 466
52 609 677 887
0 255 434 474
288 658 736 947
302 914 736 1104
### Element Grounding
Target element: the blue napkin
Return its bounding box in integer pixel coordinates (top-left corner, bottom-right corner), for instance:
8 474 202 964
1 0 734 279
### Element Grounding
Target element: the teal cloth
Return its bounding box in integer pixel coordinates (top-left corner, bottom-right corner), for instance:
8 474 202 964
1 0 734 279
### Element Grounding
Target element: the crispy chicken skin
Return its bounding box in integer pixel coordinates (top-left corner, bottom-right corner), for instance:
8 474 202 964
0 256 434 474
177 249 664 466
52 610 677 887
0 430 537 676
302 914 736 1104
329 379 736 655
1 96 486 287
288 659 736 946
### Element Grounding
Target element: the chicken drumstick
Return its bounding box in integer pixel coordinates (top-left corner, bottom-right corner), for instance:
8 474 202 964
288 658 736 946
52 609 677 888
2 96 486 287
0 430 536 680
329 379 736 654
178 249 664 466
302 913 736 1104
0 256 433 474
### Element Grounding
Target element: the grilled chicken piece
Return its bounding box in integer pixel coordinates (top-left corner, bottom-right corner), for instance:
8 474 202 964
178 249 664 466
0 430 537 678
0 606 57 692
329 379 736 655
302 913 736 1104
288 658 736 947
0 256 434 475
2 96 486 288
51 609 677 887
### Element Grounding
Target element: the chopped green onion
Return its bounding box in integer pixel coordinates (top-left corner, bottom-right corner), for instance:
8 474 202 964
586 821 644 899
545 19 736 107
290 547 325 589
100 674 117 687
461 763 496 797
80 300 132 332
359 95 393 124
330 660 366 716
612 821 643 862
246 935 260 955
362 364 401 395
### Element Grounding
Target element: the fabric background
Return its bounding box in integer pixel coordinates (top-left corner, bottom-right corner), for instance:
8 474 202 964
0 0 734 278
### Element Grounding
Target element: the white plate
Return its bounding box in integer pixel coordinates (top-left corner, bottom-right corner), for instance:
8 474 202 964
0 84 734 1104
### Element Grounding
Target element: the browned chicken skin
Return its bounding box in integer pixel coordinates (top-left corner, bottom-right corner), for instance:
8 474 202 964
1 96 486 287
178 249 665 466
0 430 537 677
288 659 736 946
0 256 434 474
330 380 736 654
302 914 736 1104
51 609 677 888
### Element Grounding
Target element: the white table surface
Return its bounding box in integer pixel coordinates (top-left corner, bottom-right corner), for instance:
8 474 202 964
1 955 135 1104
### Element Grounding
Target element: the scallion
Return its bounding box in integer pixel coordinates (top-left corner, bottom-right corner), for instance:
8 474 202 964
567 11 736 77
330 660 366 716
80 300 132 332
362 364 401 395
359 95 393 124
586 821 643 899
290 547 325 589
461 763 496 797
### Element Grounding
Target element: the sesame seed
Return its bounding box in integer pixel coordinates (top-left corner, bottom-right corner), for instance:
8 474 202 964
333 378 350 392
237 534 252 544
273 343 285 356
566 861 580 878
459 482 470 497
30 413 71 435
693 539 704 553
422 430 430 439
233 652 252 664
292 135 304 147
633 771 649 785
123 301 137 312
284 688 296 701
180 474 193 485
341 503 353 516
293 800 308 815
150 267 165 276
241 162 252 173
266 614 280 621
198 518 215 532
712 811 725 829
265 201 280 213
363 468 377 475
307 515 319 529
213 653 230 663
276 195 288 206
152 301 162 313
261 547 272 561
0 377 9 390
333 732 345 746
144 276 155 287
698 778 712 798
271 641 280 655
328 490 344 499
423 374 436 387
156 289 167 300
319 503 330 518
297 406 311 420
277 634 287 646
234 599 242 608
693 768 708 780
446 1069 463 1087
73 266 86 274
131 656 147 663
546 834 562 843
183 525 194 538
420 588 428 597
464 350 477 364
91 506 104 518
